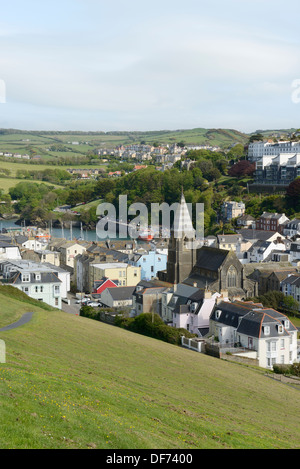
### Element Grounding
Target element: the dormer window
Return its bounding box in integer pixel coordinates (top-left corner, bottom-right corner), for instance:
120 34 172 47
263 326 270 335
277 324 284 334
22 273 30 283
215 310 221 320
283 320 289 329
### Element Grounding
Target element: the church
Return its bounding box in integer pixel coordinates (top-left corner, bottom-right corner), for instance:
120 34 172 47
158 192 257 300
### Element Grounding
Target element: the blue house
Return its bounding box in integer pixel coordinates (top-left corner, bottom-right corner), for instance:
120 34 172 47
128 250 167 281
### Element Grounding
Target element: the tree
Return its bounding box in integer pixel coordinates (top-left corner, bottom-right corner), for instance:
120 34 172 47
228 160 255 178
226 144 245 160
286 177 300 210
282 295 299 313
249 133 264 143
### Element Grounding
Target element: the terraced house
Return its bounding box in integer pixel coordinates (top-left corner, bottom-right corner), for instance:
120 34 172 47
210 300 298 369
0 260 62 308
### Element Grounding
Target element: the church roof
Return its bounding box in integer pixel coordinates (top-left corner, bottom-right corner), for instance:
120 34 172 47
196 246 231 271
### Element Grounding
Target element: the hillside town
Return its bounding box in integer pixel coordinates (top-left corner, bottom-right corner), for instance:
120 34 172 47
1 185 299 370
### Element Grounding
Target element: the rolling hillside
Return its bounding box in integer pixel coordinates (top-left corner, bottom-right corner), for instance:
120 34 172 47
0 128 249 153
0 289 299 449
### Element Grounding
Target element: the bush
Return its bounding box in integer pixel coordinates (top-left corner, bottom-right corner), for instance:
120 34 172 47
80 305 100 320
290 363 300 377
114 315 134 329
273 364 291 375
116 313 196 346
80 306 117 321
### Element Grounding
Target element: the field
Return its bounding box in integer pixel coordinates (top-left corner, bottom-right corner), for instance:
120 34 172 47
0 128 250 155
0 289 300 449
0 177 63 193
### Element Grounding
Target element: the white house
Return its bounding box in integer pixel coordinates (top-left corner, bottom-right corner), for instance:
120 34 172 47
21 238 48 251
0 241 21 260
290 241 300 264
172 290 222 337
100 286 135 308
43 262 70 299
247 240 286 263
0 260 63 309
209 300 298 369
283 219 300 238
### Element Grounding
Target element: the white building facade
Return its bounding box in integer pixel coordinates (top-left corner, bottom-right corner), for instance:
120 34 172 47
210 301 298 369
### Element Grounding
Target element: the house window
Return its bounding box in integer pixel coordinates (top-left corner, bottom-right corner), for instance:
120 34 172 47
55 298 59 306
280 339 285 349
267 341 277 352
54 285 60 295
263 326 270 335
22 274 30 283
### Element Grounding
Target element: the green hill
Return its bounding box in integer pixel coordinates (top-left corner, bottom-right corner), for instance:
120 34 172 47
0 290 300 449
0 128 249 152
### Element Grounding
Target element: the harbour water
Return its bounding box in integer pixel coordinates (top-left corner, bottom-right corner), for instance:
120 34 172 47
0 218 99 242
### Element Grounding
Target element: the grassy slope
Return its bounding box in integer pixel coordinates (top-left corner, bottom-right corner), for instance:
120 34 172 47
0 128 249 153
0 292 300 449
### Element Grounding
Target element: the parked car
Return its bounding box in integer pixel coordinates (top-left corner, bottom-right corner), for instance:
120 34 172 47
87 301 101 307
75 297 90 304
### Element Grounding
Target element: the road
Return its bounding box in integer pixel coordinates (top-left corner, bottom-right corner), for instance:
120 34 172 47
61 294 81 315
0 312 34 332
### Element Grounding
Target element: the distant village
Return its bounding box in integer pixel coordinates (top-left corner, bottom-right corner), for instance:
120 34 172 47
0 187 299 370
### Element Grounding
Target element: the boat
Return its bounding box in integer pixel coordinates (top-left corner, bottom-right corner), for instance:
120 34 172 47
138 229 154 241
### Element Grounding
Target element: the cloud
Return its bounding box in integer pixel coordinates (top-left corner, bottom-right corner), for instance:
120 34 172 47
1 1 300 130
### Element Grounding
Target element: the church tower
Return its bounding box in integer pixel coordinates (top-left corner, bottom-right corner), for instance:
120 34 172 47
162 191 197 285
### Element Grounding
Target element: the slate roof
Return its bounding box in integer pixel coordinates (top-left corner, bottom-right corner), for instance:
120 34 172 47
195 246 230 271
217 234 242 244
0 240 18 248
10 271 61 285
106 286 135 300
212 300 297 338
281 274 300 286
238 229 282 241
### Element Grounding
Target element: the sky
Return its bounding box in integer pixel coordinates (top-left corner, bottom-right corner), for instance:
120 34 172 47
0 0 300 133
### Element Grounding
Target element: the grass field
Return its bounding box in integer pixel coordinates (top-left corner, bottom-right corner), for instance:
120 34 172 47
0 128 249 154
0 177 63 193
0 289 300 449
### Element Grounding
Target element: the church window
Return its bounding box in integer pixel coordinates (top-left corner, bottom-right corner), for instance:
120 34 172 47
227 265 237 288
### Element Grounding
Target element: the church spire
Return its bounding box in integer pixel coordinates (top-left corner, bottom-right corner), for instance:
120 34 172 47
172 190 195 240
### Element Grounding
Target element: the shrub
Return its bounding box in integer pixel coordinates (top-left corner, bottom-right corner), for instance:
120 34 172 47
116 313 196 346
290 362 300 377
114 315 134 329
273 364 291 374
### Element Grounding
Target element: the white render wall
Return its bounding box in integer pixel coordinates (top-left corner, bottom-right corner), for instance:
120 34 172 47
0 246 21 260
15 282 61 309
